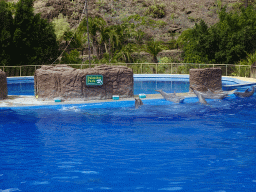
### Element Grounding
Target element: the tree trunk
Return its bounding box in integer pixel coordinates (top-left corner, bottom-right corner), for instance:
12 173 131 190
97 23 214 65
245 0 248 8
152 56 158 74
92 39 99 60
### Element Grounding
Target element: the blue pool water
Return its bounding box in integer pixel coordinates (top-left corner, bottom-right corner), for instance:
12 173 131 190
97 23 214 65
1 96 256 191
6 76 245 96
2 76 256 191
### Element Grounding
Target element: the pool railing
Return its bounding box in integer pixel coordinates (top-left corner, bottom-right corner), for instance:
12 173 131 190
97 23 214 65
0 63 251 77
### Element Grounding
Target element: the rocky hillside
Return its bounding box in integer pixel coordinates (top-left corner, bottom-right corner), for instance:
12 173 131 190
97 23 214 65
8 0 241 41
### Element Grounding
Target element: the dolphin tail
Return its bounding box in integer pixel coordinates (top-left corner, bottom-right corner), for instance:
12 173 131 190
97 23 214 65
198 94 208 105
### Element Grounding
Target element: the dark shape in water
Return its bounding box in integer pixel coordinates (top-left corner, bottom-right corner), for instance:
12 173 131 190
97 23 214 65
155 89 185 103
135 98 143 109
234 86 255 98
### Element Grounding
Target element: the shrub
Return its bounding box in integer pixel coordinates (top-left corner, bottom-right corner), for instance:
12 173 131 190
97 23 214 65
145 4 166 18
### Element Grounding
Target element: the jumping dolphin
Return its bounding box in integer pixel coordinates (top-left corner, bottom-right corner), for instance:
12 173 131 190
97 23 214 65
190 87 208 105
135 98 143 109
202 89 229 99
214 89 237 95
190 85 229 100
155 90 185 103
234 86 255 98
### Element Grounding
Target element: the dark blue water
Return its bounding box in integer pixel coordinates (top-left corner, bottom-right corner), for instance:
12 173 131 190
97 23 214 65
1 96 256 192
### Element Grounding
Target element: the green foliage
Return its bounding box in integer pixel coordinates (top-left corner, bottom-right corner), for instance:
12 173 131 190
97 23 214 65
145 3 166 18
115 43 138 63
181 6 256 64
76 13 168 64
0 0 14 66
237 51 256 65
6 1 16 15
12 0 59 66
52 13 70 42
143 40 164 63
61 49 81 64
159 57 169 63
127 14 166 28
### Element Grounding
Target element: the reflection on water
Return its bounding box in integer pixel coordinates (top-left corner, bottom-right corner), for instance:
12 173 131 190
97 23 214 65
1 95 256 191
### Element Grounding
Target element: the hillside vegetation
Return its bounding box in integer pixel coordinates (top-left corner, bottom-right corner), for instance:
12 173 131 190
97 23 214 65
2 0 256 69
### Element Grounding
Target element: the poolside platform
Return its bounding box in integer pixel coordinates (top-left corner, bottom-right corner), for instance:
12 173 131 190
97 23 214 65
1 76 256 107
0 93 198 108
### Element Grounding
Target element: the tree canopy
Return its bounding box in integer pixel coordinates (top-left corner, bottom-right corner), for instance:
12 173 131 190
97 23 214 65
0 0 14 66
0 0 59 66
180 6 256 64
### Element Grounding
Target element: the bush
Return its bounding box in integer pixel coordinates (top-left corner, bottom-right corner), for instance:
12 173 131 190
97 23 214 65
145 4 166 18
61 49 82 64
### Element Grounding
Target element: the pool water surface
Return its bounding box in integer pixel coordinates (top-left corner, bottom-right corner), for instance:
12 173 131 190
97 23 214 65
6 76 242 96
1 96 256 191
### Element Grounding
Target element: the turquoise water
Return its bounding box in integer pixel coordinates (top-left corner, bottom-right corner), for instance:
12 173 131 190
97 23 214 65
1 95 256 191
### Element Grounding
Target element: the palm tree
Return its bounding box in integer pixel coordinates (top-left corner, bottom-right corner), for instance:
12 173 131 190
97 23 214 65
115 43 137 63
86 16 106 59
144 39 163 63
107 25 121 60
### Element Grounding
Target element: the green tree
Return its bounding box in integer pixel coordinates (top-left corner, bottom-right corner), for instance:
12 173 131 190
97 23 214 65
52 13 70 42
115 43 137 63
181 6 256 64
0 0 14 66
144 39 164 63
12 0 59 65
87 16 107 59
61 49 81 64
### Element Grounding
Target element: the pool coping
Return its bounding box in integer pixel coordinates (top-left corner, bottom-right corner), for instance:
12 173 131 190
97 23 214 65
1 75 256 108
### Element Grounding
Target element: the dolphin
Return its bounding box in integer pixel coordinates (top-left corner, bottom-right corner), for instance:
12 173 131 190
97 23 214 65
135 98 143 109
190 87 208 105
190 85 228 100
214 89 237 95
234 86 255 98
155 89 185 103
203 89 229 99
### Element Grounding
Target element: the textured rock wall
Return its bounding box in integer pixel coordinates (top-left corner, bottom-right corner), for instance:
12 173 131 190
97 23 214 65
251 62 256 78
34 65 134 100
189 68 222 92
0 69 8 99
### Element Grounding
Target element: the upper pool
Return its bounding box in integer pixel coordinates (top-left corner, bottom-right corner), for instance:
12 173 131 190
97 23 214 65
6 75 248 96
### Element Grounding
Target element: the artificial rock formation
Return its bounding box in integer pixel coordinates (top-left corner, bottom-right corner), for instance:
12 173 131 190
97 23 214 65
251 61 256 78
189 68 222 92
34 64 134 100
0 69 8 99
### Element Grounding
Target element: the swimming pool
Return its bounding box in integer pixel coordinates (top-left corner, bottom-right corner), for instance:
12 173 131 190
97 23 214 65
6 75 247 96
1 76 256 191
1 96 256 192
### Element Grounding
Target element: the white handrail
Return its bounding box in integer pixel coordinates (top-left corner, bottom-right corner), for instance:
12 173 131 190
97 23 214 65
0 63 251 77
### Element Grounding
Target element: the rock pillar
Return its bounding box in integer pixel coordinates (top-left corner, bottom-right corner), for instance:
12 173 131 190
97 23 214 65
0 69 8 99
34 64 134 100
189 68 222 92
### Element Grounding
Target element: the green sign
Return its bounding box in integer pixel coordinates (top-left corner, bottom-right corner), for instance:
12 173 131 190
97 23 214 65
86 75 103 86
